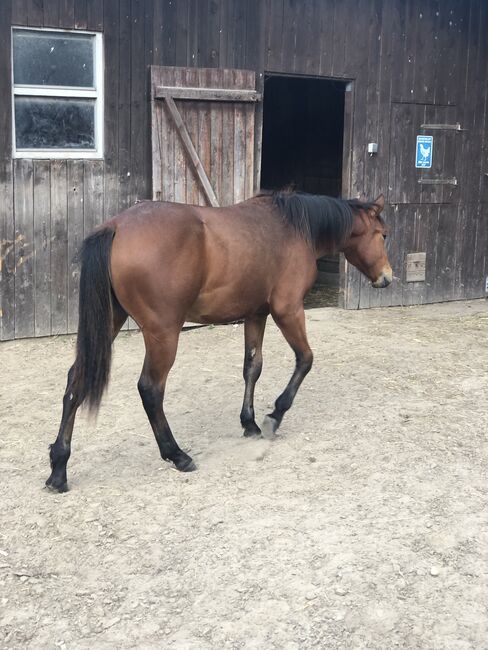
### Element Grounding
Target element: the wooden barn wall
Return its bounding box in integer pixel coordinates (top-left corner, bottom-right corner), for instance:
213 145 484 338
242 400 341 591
1 0 487 340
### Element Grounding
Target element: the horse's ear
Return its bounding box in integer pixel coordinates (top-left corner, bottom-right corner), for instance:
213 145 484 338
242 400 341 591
373 194 385 214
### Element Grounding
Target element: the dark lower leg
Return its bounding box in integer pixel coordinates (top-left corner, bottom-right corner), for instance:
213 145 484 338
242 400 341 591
240 314 267 437
46 365 80 492
46 304 127 492
264 308 313 434
138 335 195 472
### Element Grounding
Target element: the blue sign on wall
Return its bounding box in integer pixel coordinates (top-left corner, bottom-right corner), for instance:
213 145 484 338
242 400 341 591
415 135 433 168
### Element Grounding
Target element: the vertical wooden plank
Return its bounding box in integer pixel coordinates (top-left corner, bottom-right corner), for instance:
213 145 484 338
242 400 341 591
181 67 198 204
304 0 321 76
152 0 164 65
0 0 12 161
130 0 147 203
387 204 406 307
231 0 246 69
244 0 264 71
12 0 29 24
187 0 199 66
233 70 246 203
0 162 15 340
402 205 429 306
151 67 163 200
452 203 467 300
412 0 437 104
375 0 395 206
253 70 264 194
174 0 189 66
459 203 476 299
218 0 232 67
161 68 176 202
50 160 68 335
196 68 213 204
27 0 44 26
118 0 132 211
67 161 84 333
400 0 418 102
220 68 235 206
86 0 103 31
33 161 51 336
244 70 256 199
84 160 105 234
58 0 74 29
433 204 457 301
318 0 334 76
363 0 383 199
145 0 154 200
461 1 484 204
43 0 60 27
209 68 224 204
264 0 283 72
103 0 119 219
342 82 357 307
13 159 35 339
293 0 313 74
74 0 87 29
207 0 221 68
280 0 297 73
346 0 370 199
162 0 177 65
331 0 348 78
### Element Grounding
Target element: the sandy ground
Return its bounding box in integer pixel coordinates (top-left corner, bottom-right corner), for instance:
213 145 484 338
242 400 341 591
1 300 488 649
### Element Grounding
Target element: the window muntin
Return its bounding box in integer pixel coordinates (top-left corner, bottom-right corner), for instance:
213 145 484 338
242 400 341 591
12 27 103 159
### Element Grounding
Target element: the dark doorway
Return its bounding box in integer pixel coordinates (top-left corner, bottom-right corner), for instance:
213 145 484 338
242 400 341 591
260 75 347 307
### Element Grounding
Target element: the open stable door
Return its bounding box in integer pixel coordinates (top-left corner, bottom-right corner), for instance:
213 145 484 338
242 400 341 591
151 66 262 207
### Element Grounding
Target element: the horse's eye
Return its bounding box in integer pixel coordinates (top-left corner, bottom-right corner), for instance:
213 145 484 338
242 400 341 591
382 234 387 241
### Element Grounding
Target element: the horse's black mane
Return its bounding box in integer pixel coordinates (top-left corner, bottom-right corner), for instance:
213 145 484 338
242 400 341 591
265 190 379 249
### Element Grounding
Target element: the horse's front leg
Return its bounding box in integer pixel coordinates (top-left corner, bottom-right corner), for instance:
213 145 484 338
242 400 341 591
262 306 313 436
240 313 267 437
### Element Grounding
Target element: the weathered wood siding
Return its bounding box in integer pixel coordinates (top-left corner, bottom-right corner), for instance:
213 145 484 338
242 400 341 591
151 66 257 206
1 0 487 339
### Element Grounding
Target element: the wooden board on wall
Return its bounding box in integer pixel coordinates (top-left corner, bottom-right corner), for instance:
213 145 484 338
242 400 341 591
151 65 259 207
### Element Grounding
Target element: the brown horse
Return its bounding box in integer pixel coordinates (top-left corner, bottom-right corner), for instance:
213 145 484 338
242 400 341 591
46 190 392 492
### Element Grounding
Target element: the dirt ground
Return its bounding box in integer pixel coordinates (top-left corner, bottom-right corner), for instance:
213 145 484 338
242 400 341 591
2 300 488 649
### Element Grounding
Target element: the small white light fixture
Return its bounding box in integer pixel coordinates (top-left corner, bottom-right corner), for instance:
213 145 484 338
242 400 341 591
367 142 378 155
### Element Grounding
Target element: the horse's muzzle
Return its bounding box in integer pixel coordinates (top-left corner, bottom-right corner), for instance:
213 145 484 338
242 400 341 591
372 269 393 288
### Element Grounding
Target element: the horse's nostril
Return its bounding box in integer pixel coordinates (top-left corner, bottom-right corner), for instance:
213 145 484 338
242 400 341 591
372 274 392 288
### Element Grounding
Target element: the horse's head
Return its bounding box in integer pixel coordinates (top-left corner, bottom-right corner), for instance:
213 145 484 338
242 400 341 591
343 195 392 288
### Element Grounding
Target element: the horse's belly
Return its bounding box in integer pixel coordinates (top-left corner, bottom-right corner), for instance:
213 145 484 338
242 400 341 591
187 283 269 324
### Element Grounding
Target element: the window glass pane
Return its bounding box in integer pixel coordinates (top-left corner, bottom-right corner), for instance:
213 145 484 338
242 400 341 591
15 97 95 149
13 30 94 87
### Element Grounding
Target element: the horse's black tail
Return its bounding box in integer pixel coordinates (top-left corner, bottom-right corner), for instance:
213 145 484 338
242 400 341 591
74 226 116 413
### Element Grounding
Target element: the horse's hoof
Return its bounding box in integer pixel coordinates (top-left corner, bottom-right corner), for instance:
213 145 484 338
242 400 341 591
175 457 197 472
45 477 69 493
261 415 279 438
243 426 262 437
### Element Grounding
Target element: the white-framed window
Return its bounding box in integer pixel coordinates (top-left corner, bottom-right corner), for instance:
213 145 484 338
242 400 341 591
11 27 104 159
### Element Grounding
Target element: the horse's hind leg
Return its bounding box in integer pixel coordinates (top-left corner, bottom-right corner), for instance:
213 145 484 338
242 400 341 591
240 314 267 437
46 301 127 492
138 330 195 472
263 306 313 436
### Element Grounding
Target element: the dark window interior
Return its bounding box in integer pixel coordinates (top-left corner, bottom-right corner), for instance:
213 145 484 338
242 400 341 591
260 75 347 306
